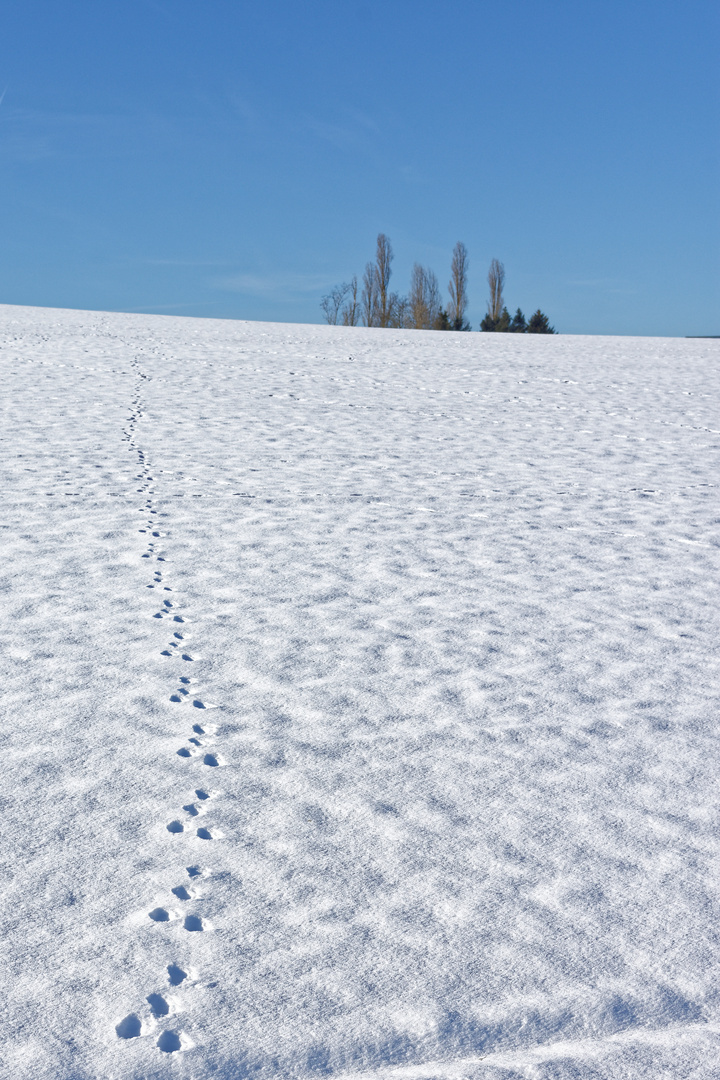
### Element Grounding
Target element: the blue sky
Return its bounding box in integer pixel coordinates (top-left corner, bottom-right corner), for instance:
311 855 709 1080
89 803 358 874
0 0 717 335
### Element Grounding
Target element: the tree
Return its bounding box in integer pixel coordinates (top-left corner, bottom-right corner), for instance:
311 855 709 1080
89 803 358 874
392 293 411 328
375 233 394 327
509 308 527 333
361 261 378 326
448 241 470 330
487 258 505 323
434 309 451 331
341 275 359 326
320 282 350 325
495 306 511 332
409 263 441 329
527 309 556 334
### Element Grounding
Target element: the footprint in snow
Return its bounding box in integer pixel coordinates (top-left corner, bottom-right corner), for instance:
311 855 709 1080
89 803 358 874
183 803 200 816
148 907 170 922
167 963 187 986
196 827 212 840
167 820 184 833
171 885 192 901
157 1030 182 1053
147 993 169 1017
116 1014 142 1039
184 915 203 932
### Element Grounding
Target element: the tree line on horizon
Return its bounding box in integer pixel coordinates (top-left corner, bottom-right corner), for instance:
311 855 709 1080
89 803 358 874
320 235 555 334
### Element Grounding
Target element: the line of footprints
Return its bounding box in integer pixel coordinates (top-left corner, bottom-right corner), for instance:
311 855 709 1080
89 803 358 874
116 364 223 1055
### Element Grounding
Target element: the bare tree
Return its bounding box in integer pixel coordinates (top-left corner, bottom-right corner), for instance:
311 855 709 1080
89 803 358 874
341 275 359 326
487 258 505 323
392 293 411 328
409 264 442 329
448 242 470 331
375 233 394 327
361 261 378 326
320 282 352 325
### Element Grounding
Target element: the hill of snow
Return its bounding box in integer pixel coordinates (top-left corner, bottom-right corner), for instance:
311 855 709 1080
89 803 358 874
1 305 719 1079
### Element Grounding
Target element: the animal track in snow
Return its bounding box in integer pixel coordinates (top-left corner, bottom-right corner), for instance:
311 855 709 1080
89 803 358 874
157 1030 182 1053
127 370 226 1052
167 963 187 986
116 1014 142 1039
147 993 169 1017
148 907 170 923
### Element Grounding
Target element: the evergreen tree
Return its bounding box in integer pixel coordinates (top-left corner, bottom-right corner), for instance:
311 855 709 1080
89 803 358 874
509 308 527 333
434 309 451 331
527 309 556 334
495 306 511 332
480 313 496 331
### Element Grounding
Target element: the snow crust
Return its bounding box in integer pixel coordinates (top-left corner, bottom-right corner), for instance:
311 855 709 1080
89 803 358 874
1 304 719 1079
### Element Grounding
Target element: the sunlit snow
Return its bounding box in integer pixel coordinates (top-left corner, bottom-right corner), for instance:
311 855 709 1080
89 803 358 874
1 304 719 1079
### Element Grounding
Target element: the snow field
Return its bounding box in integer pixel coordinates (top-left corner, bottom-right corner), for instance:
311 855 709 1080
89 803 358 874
0 305 719 1079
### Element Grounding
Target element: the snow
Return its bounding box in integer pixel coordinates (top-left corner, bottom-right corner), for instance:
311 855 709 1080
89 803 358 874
1 303 719 1079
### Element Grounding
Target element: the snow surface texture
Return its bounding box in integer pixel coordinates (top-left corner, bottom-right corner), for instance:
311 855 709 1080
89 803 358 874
1 305 719 1080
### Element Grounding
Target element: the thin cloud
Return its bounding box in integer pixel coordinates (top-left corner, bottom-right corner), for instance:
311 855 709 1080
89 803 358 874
215 272 331 298
567 278 637 294
302 109 380 154
145 258 233 268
